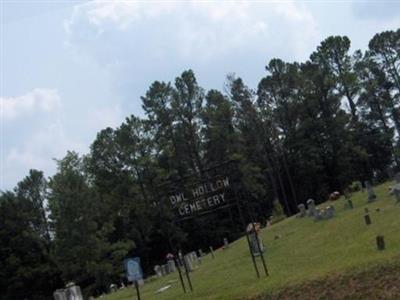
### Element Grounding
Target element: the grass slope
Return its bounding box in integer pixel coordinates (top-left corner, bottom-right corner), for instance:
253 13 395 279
103 181 400 300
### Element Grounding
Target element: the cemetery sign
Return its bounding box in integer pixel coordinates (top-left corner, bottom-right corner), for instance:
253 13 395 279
167 176 232 219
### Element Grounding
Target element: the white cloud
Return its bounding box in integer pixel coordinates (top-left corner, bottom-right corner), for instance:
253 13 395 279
4 121 86 189
64 0 318 62
1 88 61 121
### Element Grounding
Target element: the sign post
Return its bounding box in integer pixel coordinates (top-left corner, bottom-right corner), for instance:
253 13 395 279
158 160 270 295
124 257 143 300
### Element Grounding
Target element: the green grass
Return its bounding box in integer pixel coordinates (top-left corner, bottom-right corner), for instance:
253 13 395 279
102 181 400 300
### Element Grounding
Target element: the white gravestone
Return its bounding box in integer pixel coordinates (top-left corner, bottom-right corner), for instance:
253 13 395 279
307 199 316 217
325 205 335 218
63 285 83 300
167 259 176 272
54 290 67 300
183 254 193 272
365 181 377 203
297 203 306 217
154 265 162 277
313 207 323 221
391 173 400 204
223 237 229 249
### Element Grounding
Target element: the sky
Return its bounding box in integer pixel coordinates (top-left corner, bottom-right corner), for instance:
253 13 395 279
1 0 400 190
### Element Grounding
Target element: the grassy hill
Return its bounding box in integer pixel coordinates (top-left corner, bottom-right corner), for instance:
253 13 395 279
102 181 400 300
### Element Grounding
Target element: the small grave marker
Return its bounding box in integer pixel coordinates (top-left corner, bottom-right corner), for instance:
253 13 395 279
223 237 229 249
167 259 176 273
365 181 377 203
154 265 162 277
325 205 335 218
364 214 372 225
313 207 323 221
307 199 316 217
376 235 385 250
297 203 306 217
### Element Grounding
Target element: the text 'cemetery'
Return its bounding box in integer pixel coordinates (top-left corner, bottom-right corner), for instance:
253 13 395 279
169 177 230 217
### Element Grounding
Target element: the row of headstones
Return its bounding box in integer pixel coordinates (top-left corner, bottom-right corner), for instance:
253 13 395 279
154 259 177 277
297 199 335 221
296 180 383 221
153 250 206 277
53 285 83 300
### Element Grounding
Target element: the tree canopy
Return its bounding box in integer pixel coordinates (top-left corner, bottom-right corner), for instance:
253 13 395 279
1 29 399 299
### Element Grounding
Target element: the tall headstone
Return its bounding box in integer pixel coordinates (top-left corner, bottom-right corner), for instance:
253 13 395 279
190 251 198 262
365 181 377 203
160 264 167 276
167 259 176 273
297 203 306 217
154 265 162 277
306 199 316 217
54 290 67 300
164 263 171 274
65 285 83 300
392 173 400 204
183 254 193 272
223 237 229 249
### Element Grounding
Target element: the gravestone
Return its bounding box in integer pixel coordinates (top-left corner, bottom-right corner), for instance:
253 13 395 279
160 264 168 276
297 203 306 217
190 251 198 262
198 249 204 257
376 235 385 250
183 254 194 272
65 285 83 300
365 181 377 203
325 205 335 219
154 265 162 277
164 263 171 274
167 259 176 273
223 237 229 249
192 251 201 265
391 173 400 204
54 290 67 300
306 199 316 217
313 207 323 221
364 214 372 225
109 284 117 293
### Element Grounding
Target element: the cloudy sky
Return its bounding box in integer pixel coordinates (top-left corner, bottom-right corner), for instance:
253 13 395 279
1 0 400 190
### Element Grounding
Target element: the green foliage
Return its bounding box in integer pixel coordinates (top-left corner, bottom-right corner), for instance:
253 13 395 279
102 181 400 300
350 181 362 192
0 174 62 300
2 29 400 298
271 199 286 223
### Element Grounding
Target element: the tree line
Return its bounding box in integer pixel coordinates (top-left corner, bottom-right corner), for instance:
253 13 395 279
1 29 399 299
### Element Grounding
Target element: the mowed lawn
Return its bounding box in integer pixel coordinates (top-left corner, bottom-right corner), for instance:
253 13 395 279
102 181 400 300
